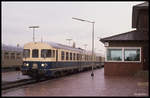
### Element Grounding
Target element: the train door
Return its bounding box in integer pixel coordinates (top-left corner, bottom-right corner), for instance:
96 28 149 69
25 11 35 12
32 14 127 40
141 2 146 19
55 49 58 68
78 54 82 71
56 50 58 62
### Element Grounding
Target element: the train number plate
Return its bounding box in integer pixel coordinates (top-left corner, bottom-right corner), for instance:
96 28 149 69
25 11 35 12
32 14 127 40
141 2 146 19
32 63 38 69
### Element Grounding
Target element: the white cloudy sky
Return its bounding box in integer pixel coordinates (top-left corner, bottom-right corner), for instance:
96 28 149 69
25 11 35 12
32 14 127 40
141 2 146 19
2 1 144 56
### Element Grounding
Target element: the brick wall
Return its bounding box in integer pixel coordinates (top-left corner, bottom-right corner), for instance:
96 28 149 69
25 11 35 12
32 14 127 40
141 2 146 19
104 62 143 76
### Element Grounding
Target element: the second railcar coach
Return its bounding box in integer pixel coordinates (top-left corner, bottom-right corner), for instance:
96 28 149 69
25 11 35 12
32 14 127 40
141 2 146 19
2 44 23 71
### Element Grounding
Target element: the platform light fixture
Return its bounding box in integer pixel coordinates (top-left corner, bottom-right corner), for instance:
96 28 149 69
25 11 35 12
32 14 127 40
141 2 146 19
72 17 95 77
66 38 72 46
29 26 39 42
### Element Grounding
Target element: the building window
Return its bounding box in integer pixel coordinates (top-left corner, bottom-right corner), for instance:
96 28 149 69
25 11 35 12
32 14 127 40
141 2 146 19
41 49 51 58
106 47 141 62
32 49 39 58
61 51 65 60
107 49 122 61
23 49 30 58
124 49 140 61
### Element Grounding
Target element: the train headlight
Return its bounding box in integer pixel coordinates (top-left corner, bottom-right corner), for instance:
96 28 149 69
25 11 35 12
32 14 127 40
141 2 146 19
41 63 45 67
26 63 29 66
24 63 29 66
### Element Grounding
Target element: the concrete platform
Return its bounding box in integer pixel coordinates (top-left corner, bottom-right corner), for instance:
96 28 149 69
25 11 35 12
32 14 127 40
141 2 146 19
2 71 30 84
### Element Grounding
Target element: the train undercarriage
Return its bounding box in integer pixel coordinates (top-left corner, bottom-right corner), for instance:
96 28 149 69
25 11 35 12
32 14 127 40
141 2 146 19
21 63 103 79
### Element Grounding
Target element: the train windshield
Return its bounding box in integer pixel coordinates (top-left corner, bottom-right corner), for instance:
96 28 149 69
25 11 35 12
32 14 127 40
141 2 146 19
32 49 39 58
41 49 51 58
23 49 30 58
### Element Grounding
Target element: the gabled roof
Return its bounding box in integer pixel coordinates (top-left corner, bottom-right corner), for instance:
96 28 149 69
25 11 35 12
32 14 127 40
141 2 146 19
133 2 148 9
100 30 149 43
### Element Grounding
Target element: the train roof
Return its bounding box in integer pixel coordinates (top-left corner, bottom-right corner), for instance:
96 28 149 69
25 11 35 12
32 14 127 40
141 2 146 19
24 41 84 52
2 44 23 52
24 41 103 56
45 41 84 52
46 42 104 57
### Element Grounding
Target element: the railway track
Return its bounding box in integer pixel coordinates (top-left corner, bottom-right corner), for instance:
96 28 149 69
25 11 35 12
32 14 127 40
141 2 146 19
2 66 104 91
2 79 37 90
2 76 59 91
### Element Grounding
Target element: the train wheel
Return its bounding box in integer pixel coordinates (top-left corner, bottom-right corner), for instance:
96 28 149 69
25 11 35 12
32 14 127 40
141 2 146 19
35 75 41 81
54 71 60 78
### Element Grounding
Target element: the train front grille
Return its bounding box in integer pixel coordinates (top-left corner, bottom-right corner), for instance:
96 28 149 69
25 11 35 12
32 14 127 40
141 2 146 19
32 63 38 69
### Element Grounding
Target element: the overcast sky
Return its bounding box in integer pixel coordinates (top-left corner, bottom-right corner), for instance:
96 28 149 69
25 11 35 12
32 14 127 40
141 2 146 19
2 1 144 56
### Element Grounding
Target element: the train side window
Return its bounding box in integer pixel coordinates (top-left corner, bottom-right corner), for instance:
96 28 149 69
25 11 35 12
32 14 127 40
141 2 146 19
4 52 9 59
16 53 21 59
90 56 91 61
73 53 75 60
81 54 83 61
86 55 87 61
47 50 51 57
97 57 99 61
41 49 51 58
23 49 30 58
89 56 91 61
99 57 101 62
61 51 65 60
77 54 79 60
41 49 46 58
11 53 15 59
70 53 72 60
86 55 88 61
32 49 39 58
53 50 55 57
79 54 82 60
66 52 69 60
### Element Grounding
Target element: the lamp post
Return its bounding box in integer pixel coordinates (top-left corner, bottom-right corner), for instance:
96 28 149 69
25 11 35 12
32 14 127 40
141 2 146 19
29 26 39 42
66 38 72 46
17 43 20 79
72 17 95 77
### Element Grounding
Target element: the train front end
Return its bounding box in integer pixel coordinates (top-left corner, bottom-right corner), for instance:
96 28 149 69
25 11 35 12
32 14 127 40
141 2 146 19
21 42 55 78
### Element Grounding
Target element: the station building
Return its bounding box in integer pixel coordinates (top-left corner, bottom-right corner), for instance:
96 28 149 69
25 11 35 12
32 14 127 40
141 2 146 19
100 2 149 76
